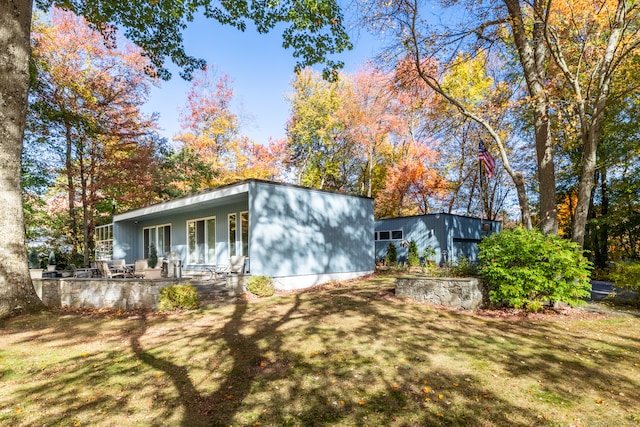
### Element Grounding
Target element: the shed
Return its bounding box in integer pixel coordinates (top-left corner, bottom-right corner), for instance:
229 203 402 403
374 213 502 265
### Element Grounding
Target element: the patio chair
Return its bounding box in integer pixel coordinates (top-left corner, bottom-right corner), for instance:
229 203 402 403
132 259 148 278
96 260 127 279
69 264 92 278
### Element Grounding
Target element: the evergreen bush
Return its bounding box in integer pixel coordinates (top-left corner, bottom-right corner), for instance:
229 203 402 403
148 243 158 268
478 227 592 312
48 250 56 266
158 284 199 310
28 248 40 269
408 240 420 267
386 242 397 266
246 275 275 297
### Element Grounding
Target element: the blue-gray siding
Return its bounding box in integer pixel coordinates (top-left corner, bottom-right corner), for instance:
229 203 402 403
375 214 501 264
248 181 374 278
113 180 374 279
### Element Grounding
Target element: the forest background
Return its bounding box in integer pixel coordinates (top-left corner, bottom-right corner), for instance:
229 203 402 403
22 0 640 273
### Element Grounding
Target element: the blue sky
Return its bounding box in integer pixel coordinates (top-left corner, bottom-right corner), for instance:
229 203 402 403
143 14 381 146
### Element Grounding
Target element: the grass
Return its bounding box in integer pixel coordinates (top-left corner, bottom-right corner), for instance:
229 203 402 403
1 273 639 426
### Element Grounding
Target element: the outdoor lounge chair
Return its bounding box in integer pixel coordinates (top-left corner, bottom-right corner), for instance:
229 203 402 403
229 256 246 274
96 260 127 279
132 259 148 278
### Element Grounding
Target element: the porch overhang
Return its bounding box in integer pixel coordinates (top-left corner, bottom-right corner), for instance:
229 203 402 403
113 181 250 223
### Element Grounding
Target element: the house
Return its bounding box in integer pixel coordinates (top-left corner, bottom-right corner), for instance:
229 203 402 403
374 213 502 265
101 179 375 290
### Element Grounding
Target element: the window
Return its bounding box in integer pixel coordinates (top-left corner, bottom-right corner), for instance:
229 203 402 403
143 224 172 258
95 224 113 260
375 229 403 241
240 211 249 256
187 217 216 264
228 213 237 257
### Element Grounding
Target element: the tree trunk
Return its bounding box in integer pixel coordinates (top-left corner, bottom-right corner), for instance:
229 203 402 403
504 0 558 235
0 0 46 318
65 120 79 260
571 127 599 248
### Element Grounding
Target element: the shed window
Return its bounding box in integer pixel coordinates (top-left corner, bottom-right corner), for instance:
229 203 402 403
375 229 403 241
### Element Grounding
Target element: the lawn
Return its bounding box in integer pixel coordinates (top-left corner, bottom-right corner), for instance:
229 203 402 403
1 274 639 426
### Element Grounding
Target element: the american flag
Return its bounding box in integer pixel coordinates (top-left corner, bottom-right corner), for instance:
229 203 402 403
478 141 496 178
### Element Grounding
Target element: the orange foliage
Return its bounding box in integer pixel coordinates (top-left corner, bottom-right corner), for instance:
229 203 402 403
375 143 447 218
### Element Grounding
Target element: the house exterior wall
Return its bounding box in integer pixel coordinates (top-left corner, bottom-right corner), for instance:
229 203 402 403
112 180 375 289
248 181 374 288
113 199 248 266
375 213 501 265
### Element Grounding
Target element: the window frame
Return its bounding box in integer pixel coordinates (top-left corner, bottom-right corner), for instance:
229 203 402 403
143 223 172 258
375 229 403 241
186 216 216 265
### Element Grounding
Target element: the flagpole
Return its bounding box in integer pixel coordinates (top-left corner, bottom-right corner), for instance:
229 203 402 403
479 143 486 221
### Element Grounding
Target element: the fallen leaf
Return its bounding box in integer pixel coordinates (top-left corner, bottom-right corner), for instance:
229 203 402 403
438 394 444 400
423 387 431 393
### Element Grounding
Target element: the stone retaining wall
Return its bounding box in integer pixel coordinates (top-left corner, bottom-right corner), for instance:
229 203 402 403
33 278 193 311
395 276 484 310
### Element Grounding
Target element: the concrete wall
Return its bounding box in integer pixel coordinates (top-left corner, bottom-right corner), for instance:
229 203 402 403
33 278 192 311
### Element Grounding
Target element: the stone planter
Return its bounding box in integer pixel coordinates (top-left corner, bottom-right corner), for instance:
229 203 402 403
144 268 162 280
29 269 43 279
47 265 57 272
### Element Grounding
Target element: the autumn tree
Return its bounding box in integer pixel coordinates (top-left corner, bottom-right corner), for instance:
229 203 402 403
174 67 240 187
286 68 361 192
0 0 351 318
543 0 640 247
359 2 534 229
27 8 160 266
375 143 447 217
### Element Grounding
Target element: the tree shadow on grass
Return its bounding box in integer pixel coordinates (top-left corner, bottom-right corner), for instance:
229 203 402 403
3 277 639 426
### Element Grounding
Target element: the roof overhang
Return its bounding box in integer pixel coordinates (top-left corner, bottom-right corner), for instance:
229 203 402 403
114 182 250 223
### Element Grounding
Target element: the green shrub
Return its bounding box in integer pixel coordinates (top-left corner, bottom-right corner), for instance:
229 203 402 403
158 284 199 310
449 256 479 277
478 227 592 312
609 261 640 296
386 242 397 266
148 243 158 268
408 240 420 267
246 275 275 297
